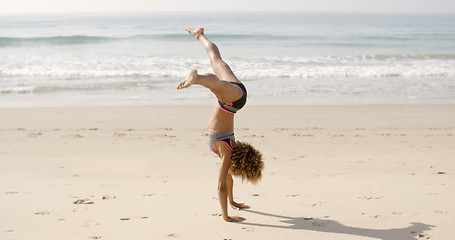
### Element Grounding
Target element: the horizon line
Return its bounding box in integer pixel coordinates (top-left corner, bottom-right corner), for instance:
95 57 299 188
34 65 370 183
1 10 455 15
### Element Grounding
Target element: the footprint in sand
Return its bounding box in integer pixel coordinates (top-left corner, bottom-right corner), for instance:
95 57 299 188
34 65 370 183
291 133 314 137
143 194 156 197
82 222 100 227
167 233 180 238
369 215 391 220
312 221 325 227
73 198 94 205
34 211 50 215
241 226 255 232
287 194 299 197
292 156 305 161
412 232 432 239
4 191 19 194
120 217 148 221
160 134 176 138
358 196 383 200
310 202 326 207
64 134 84 138
28 132 43 137
102 195 116 200
434 210 448 214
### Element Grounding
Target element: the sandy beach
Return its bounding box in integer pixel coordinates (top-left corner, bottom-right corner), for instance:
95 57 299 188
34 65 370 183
0 105 454 240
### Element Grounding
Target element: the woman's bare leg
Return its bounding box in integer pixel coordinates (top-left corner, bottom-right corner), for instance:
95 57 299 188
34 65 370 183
176 69 242 103
185 27 240 83
177 28 243 103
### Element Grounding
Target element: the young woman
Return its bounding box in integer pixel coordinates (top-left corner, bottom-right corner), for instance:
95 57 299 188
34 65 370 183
177 28 264 222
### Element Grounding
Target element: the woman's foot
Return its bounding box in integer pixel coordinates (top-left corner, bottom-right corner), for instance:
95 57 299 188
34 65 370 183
176 69 198 89
185 27 204 39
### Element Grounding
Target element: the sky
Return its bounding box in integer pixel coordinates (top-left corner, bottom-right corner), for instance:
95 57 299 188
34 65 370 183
0 0 454 14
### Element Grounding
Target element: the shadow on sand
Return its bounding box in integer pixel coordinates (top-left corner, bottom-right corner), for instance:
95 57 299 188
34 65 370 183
240 209 434 240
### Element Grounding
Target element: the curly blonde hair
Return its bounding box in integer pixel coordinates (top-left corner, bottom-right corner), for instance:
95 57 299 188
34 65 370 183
230 141 264 184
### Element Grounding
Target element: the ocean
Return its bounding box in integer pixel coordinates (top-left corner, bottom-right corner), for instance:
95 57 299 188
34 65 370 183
1 12 454 107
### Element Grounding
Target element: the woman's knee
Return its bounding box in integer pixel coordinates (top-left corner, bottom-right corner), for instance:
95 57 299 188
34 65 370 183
211 60 232 74
210 56 225 67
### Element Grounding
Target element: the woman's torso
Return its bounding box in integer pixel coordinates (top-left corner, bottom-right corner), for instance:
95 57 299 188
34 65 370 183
208 105 234 134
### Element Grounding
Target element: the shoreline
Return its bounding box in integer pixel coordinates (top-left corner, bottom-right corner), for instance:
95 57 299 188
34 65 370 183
1 105 454 239
1 76 454 108
2 102 455 108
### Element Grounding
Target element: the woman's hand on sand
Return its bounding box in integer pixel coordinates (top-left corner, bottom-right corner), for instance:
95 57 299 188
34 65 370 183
230 202 250 210
226 216 246 222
